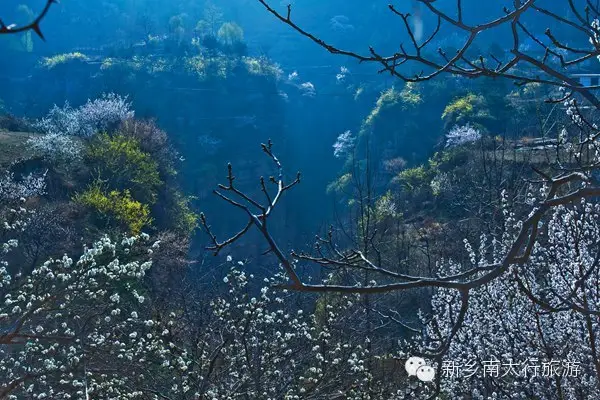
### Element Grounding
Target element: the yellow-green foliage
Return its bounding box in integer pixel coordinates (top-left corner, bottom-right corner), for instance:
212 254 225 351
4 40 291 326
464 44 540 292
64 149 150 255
100 57 116 70
399 83 423 108
101 56 176 75
146 58 172 74
217 22 244 45
326 173 352 194
364 84 422 128
374 191 401 221
396 149 469 195
41 52 88 69
185 56 206 77
185 55 234 80
100 56 179 74
507 82 546 111
87 133 162 204
242 56 282 78
98 57 133 72
168 192 199 236
74 182 152 235
187 55 280 81
442 93 479 121
122 56 145 72
364 87 401 127
395 165 431 192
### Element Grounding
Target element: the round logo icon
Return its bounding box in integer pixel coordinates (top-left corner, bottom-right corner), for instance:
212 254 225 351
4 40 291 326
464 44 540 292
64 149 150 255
405 356 435 382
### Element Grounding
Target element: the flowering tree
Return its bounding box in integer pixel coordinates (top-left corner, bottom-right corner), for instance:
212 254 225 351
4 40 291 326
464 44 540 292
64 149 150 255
332 130 355 159
34 93 134 138
165 268 403 399
0 219 407 398
417 196 600 399
445 124 481 148
26 93 134 166
0 202 174 399
0 172 46 202
27 133 83 164
0 170 183 399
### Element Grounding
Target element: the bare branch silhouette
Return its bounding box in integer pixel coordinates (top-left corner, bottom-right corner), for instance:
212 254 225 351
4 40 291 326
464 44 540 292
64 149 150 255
256 0 600 108
202 143 600 295
0 0 56 40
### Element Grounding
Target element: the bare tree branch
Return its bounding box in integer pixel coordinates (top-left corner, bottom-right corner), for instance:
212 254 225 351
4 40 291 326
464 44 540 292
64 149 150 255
0 0 57 40
203 143 600 295
256 0 600 108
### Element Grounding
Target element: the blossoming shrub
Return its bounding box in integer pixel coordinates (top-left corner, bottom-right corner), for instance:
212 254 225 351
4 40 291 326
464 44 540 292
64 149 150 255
27 132 84 164
0 212 174 399
445 123 482 148
419 196 600 399
0 171 46 202
154 268 406 399
34 93 133 138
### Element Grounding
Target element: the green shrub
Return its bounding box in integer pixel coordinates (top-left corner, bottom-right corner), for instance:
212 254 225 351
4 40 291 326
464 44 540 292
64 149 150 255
166 192 199 236
74 182 152 235
363 84 423 129
185 55 234 80
364 87 402 127
399 83 423 108
326 173 352 194
217 22 244 46
86 133 162 204
441 93 492 130
395 166 432 192
118 119 178 177
242 56 282 78
442 93 477 120
41 52 88 69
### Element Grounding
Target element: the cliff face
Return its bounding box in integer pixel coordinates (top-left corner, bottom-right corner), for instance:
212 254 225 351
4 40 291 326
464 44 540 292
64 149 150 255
0 48 308 258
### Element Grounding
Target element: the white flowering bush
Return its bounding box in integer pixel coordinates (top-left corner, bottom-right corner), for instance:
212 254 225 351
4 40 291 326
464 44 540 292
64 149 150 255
0 202 405 400
299 82 316 97
445 123 481 148
333 130 355 159
34 93 134 138
162 268 403 399
419 195 600 399
336 66 350 83
0 226 175 399
0 171 46 202
27 132 83 163
0 185 193 399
